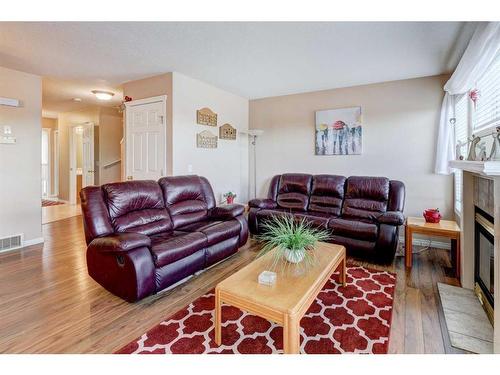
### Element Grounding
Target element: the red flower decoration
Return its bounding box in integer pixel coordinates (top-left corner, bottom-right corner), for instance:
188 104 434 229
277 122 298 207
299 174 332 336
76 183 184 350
469 89 480 109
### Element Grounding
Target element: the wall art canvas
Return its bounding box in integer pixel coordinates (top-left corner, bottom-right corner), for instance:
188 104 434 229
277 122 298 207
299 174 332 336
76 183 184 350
315 107 362 155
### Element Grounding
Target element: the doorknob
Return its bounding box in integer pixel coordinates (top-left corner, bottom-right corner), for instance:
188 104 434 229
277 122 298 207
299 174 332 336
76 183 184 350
127 176 133 181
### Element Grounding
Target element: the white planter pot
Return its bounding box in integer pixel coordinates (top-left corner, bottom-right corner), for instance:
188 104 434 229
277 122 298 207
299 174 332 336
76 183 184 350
284 248 306 264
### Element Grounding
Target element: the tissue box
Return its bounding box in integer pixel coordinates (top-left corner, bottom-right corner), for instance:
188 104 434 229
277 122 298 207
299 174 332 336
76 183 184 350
258 270 277 286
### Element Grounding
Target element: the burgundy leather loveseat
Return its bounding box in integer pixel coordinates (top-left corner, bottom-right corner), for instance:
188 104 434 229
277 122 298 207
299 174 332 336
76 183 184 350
80 175 248 302
248 174 405 262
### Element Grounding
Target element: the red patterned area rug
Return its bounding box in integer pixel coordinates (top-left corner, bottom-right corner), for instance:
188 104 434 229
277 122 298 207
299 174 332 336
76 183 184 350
117 266 396 354
42 199 64 207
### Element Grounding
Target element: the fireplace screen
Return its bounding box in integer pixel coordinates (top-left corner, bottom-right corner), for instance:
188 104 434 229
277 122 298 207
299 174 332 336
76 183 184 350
475 210 494 307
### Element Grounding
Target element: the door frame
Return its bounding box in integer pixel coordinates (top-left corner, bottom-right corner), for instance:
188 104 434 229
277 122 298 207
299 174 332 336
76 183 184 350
124 95 167 181
41 127 52 198
69 122 94 204
53 130 59 198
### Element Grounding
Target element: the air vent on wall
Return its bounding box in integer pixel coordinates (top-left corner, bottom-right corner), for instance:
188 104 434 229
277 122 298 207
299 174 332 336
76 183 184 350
0 97 22 107
0 234 23 252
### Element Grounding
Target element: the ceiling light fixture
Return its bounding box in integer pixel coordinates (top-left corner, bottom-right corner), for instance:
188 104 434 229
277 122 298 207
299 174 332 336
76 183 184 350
73 98 82 102
91 90 115 101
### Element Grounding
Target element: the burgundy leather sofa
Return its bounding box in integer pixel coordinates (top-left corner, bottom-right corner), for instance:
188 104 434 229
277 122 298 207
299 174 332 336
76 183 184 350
80 175 248 302
248 174 405 262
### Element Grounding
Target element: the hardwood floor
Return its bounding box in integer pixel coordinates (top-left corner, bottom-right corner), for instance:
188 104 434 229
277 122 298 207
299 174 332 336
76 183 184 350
0 215 465 353
42 203 81 224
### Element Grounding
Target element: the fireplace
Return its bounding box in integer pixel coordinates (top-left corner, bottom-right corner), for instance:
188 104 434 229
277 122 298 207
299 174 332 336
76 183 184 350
475 206 495 324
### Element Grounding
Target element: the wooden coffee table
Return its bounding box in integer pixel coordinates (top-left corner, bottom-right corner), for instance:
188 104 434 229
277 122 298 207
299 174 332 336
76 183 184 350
214 242 346 354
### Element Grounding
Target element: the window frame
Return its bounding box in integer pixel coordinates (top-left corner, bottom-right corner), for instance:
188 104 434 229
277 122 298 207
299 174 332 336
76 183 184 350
472 53 500 134
453 93 473 217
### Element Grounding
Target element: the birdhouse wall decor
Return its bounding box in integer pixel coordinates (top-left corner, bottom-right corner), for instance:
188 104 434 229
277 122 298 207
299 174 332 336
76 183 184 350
219 123 237 140
197 107 217 127
197 130 218 148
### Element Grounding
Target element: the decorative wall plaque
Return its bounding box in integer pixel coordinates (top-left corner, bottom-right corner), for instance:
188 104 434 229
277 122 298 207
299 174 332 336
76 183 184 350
219 123 237 140
197 130 218 148
197 107 217 127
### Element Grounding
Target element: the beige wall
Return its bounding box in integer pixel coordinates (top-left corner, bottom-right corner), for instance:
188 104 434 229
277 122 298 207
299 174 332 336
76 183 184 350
99 107 123 184
249 74 454 219
57 106 123 200
122 73 173 175
0 66 42 243
172 72 249 203
42 117 57 130
57 107 100 201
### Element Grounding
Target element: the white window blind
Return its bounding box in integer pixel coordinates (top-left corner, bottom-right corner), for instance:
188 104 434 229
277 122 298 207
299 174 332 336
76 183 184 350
474 53 500 131
454 94 469 214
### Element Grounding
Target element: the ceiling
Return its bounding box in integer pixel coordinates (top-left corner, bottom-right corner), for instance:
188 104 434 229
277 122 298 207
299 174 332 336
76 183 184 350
41 78 123 117
0 22 476 113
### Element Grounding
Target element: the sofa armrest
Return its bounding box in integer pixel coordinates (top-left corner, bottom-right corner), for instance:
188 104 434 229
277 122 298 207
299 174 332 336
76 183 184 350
211 204 245 220
378 211 405 226
88 233 151 253
248 198 277 209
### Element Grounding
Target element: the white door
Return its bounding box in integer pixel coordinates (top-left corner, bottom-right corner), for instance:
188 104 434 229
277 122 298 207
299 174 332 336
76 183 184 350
82 124 95 187
125 96 166 181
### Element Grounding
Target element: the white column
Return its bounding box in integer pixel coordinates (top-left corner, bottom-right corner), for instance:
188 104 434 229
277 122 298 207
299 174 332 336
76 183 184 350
460 171 475 289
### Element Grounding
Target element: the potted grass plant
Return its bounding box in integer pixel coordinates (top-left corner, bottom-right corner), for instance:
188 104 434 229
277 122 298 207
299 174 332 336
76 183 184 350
256 215 330 271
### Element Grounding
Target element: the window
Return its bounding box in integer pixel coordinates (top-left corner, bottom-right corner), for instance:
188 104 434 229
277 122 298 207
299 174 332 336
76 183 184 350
474 53 500 132
454 93 470 214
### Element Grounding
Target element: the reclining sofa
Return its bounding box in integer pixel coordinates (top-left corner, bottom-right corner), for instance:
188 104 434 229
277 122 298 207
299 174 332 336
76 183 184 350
248 174 405 262
80 175 248 302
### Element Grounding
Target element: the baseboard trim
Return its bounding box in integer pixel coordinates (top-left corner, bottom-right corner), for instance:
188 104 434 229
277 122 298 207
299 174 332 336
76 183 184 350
398 236 451 250
23 237 45 247
0 236 44 255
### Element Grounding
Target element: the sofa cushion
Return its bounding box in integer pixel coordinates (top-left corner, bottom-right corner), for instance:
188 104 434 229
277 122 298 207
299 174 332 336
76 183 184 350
256 208 293 222
276 174 312 210
159 175 216 229
205 236 240 267
330 235 376 253
293 212 331 229
342 176 389 222
308 175 346 216
103 181 173 236
89 233 151 253
329 218 378 241
248 198 277 209
179 219 241 246
210 204 245 220
150 231 207 267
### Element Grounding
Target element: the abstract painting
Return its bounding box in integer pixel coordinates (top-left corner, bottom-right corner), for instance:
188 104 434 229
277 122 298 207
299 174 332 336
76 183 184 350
315 107 362 155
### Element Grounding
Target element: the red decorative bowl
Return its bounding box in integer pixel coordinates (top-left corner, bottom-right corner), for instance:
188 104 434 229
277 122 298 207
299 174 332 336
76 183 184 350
423 209 441 223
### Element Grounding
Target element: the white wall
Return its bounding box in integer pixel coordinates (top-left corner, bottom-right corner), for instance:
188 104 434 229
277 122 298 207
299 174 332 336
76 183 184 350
0 66 42 244
249 74 454 219
172 72 249 204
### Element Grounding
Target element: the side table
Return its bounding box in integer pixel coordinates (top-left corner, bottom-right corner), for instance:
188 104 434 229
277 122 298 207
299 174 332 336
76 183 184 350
405 217 461 278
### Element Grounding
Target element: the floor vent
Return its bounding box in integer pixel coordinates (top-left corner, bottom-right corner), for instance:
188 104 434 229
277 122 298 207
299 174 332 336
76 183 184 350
0 234 23 252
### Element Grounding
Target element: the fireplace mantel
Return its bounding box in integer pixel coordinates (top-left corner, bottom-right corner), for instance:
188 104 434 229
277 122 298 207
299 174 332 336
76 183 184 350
449 160 500 176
